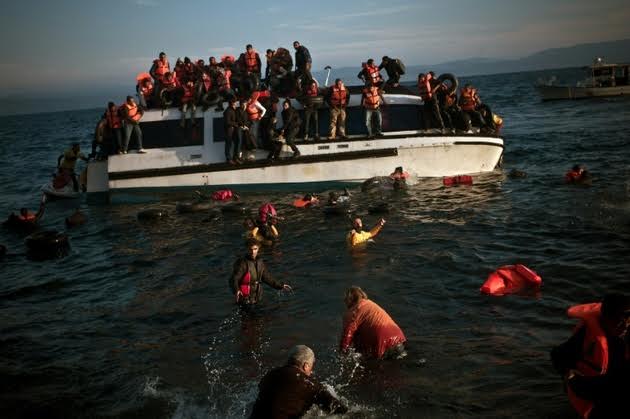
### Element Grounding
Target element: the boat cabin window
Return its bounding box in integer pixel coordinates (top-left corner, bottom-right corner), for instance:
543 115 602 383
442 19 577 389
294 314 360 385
141 118 204 148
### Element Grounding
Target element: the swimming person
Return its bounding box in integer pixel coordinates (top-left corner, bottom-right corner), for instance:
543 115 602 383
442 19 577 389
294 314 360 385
250 345 348 418
229 238 291 305
339 286 406 359
346 217 385 247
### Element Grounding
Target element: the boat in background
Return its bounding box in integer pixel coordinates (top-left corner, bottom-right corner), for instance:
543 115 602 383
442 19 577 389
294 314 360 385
536 58 630 101
86 82 504 194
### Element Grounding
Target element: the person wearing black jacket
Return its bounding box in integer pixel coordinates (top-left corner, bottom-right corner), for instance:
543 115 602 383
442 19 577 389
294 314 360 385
293 41 312 86
379 56 405 88
223 99 240 164
250 345 347 418
230 238 291 305
279 99 301 158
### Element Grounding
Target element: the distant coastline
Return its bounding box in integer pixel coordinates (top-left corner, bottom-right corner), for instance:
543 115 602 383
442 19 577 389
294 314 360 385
2 38 629 117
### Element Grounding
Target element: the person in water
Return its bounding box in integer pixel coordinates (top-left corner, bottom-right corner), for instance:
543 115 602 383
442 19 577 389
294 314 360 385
347 217 385 247
278 99 301 158
57 143 89 191
327 188 351 206
7 194 46 227
230 238 291 305
250 345 348 418
551 294 630 419
340 286 407 359
293 193 319 208
565 164 591 184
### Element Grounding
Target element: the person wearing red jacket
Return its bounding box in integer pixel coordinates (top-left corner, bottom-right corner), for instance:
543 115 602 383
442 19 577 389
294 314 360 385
340 286 406 359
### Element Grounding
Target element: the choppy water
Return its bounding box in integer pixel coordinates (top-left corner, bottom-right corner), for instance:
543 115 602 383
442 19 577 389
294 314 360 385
1 68 630 419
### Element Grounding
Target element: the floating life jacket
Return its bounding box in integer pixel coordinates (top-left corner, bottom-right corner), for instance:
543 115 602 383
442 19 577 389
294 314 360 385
211 189 234 201
366 64 382 85
460 88 477 111
105 107 121 129
363 86 381 109
153 58 170 80
418 77 432 101
258 203 277 224
566 302 608 419
443 175 473 186
293 197 316 208
125 102 142 122
244 50 259 72
330 86 348 107
246 99 262 121
480 264 542 295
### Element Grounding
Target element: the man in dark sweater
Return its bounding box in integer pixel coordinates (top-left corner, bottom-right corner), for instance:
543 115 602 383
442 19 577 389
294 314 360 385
223 99 240 164
250 345 348 418
230 238 291 305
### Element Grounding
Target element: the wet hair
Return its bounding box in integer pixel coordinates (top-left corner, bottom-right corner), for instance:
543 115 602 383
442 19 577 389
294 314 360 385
395 166 403 173
572 164 582 172
283 99 292 107
19 208 28 216
601 294 630 321
303 194 313 201
246 237 261 248
288 345 314 367
344 286 368 308
246 44 253 49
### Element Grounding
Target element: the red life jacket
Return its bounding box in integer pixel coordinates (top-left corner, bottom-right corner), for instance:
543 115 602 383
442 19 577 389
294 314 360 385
139 82 154 98
240 271 251 296
460 88 477 111
305 82 319 97
479 264 542 295
202 72 212 91
106 107 121 129
367 64 382 85
211 189 234 201
244 50 259 72
181 83 195 103
566 303 609 419
125 102 142 122
161 76 178 89
246 100 262 121
330 86 348 107
418 78 432 101
565 170 584 183
217 70 231 91
18 213 37 222
153 58 170 79
258 203 277 224
363 87 381 109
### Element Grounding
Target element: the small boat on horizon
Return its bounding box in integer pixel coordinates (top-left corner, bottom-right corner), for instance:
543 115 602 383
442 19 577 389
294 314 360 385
536 57 630 101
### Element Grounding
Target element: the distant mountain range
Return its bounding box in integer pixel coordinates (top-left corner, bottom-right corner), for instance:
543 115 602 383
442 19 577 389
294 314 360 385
2 39 630 116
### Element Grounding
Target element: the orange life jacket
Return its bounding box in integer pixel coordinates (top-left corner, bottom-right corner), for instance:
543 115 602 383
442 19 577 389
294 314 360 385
106 107 121 129
367 64 382 85
418 78 432 101
161 76 178 89
293 198 314 208
565 170 584 183
460 88 477 111
305 82 319 97
125 102 142 122
139 82 154 98
244 50 259 72
217 70 231 91
182 83 195 103
246 99 262 121
153 58 170 79
363 87 381 110
18 213 37 222
566 303 609 419
330 86 348 107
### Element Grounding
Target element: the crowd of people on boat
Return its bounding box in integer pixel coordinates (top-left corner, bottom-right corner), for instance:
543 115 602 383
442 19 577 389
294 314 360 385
87 42 502 161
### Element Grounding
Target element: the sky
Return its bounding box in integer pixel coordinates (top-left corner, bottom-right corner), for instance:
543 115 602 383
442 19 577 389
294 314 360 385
1 0 629 96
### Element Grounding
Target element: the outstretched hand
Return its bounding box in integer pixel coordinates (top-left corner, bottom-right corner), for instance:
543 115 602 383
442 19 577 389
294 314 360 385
282 284 292 292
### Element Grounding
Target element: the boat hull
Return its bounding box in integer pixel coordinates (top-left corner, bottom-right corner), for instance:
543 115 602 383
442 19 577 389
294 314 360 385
536 84 630 101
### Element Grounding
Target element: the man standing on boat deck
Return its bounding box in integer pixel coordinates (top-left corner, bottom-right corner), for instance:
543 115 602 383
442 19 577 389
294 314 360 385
223 99 241 164
293 41 312 86
237 100 251 161
244 94 266 160
230 238 292 305
327 79 350 140
121 96 146 154
418 72 444 131
361 84 386 138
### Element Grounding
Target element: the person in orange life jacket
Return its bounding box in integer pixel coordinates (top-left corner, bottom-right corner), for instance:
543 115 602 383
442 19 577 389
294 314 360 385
302 79 320 141
293 193 319 208
418 72 445 130
245 94 267 157
121 96 145 154
340 286 406 359
551 294 630 419
364 58 383 87
347 217 385 247
565 164 592 185
458 84 486 130
327 78 350 140
278 99 301 158
230 238 291 305
158 71 183 108
149 51 170 86
223 99 241 164
379 56 405 88
293 41 312 86
9 194 46 226
241 44 262 81
361 84 386 138
136 78 155 110
215 66 235 111
179 80 197 128
57 142 88 191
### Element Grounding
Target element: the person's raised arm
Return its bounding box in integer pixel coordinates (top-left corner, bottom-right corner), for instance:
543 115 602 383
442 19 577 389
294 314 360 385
369 218 386 238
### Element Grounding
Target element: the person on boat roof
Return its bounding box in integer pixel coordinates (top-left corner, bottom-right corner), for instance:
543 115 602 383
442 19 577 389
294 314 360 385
149 51 170 86
137 77 155 110
379 56 405 88
347 217 385 247
364 58 383 88
263 49 275 84
293 41 312 87
326 78 350 140
229 238 291 305
241 44 262 82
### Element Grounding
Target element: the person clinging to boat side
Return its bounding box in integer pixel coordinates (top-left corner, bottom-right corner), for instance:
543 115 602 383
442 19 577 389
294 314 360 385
57 142 89 191
347 217 385 247
230 238 291 305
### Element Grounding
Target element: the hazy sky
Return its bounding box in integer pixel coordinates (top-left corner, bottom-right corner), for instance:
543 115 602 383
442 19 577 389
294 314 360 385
1 0 629 94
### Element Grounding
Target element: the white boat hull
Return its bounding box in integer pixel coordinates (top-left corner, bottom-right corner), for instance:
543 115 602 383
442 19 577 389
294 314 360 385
536 84 630 101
